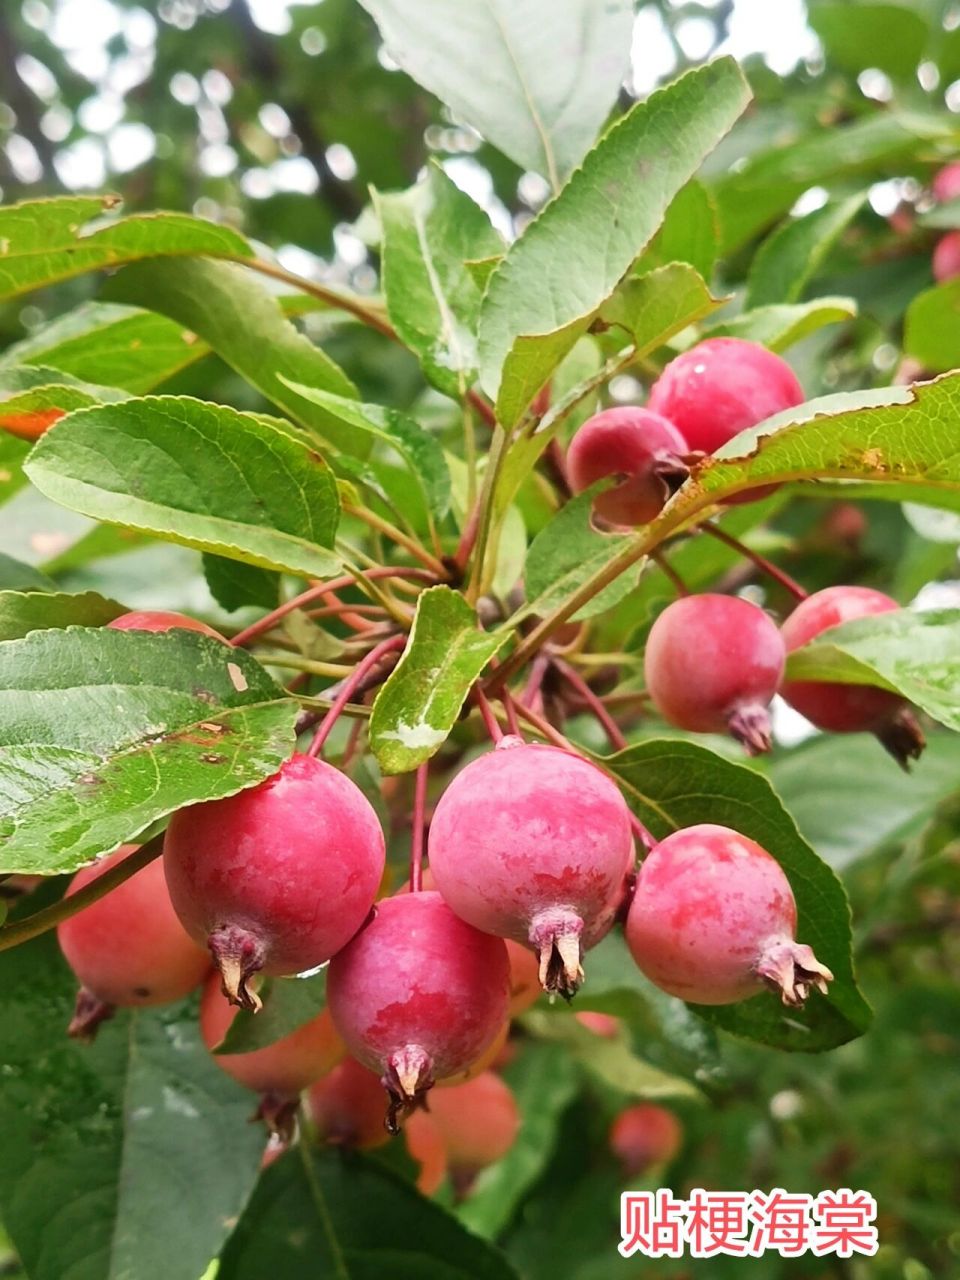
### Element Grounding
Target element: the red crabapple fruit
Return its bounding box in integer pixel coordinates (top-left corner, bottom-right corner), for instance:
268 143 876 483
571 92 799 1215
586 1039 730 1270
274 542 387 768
932 230 960 283
932 162 960 203
625 823 832 1007
424 1072 520 1183
427 740 634 999
164 754 385 1011
647 337 804 455
200 971 343 1131
57 845 210 1040
107 610 224 638
326 891 509 1129
780 585 925 767
505 939 542 1016
436 1018 509 1087
404 1109 448 1195
306 1056 392 1149
609 1104 683 1176
566 406 689 526
644 594 786 754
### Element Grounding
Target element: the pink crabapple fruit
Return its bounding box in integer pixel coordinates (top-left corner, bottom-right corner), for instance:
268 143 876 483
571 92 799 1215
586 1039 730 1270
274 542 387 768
107 610 224 639
932 230 960 283
780 585 925 767
647 337 804 455
164 753 386 1011
932 162 960 203
643 593 786 754
326 890 510 1130
57 845 210 1040
423 1071 520 1185
200 970 344 1133
404 1109 449 1195
427 739 635 999
566 406 689 526
609 1104 683 1177
625 823 832 1007
306 1056 392 1149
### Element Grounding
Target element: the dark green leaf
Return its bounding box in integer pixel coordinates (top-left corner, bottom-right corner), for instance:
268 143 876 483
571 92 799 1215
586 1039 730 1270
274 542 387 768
904 277 960 373
0 627 297 873
370 586 507 774
0 589 125 639
605 738 872 1050
203 554 280 613
217 970 329 1055
598 262 726 353
0 551 54 592
25 396 342 577
746 194 866 308
637 180 719 280
808 2 929 82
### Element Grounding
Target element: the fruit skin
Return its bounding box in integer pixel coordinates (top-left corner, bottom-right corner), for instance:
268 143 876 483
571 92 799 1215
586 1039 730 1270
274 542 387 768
647 337 804 455
780 585 925 767
932 162 960 203
566 407 689 526
435 1018 509 1087
57 845 210 1039
625 823 832 1007
932 230 960 283
305 1057 391 1149
424 1072 520 1178
505 939 542 1016
428 741 634 999
404 1109 448 1195
164 754 385 1010
327 891 509 1129
107 610 223 638
644 594 786 754
200 970 344 1101
609 1104 683 1176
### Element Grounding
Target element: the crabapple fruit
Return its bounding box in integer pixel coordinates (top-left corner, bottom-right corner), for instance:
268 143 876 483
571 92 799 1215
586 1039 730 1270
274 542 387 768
932 162 960 203
609 1104 683 1176
566 407 689 526
436 1018 509 1087
644 594 786 754
164 754 385 1010
647 337 804 455
404 1109 448 1195
305 1056 391 1149
200 971 343 1102
326 891 509 1128
424 1072 520 1182
57 845 210 1040
933 230 960 283
780 585 925 766
107 610 224 638
576 1011 620 1038
505 939 542 1016
427 740 634 998
625 823 832 1007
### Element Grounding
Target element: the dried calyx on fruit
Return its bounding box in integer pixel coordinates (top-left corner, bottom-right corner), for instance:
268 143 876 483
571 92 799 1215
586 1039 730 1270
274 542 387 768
566 406 689 526
780 585 925 768
326 891 509 1132
625 823 833 1008
643 594 786 754
164 753 385 1010
427 738 635 998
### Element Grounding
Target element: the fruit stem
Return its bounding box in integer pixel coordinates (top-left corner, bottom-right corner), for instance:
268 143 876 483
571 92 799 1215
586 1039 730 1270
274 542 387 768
553 657 628 751
628 813 656 854
698 522 808 601
501 686 522 736
307 634 407 757
0 833 165 953
409 763 428 893
473 686 504 742
651 549 690 596
342 503 448 577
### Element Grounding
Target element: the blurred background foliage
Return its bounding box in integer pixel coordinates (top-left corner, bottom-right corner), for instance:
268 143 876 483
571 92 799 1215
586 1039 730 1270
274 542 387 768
2 2 960 1278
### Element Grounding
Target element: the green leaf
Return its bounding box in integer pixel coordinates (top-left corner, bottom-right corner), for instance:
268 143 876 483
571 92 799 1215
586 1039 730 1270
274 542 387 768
808 2 929 82
0 433 30 507
1 301 211 393
218 1145 518 1280
784 607 960 731
105 258 364 456
356 0 634 188
216 970 329 1054
604 738 872 1050
374 166 503 398
478 59 750 426
0 551 54 592
457 1043 579 1239
904 278 960 373
0 195 252 301
746 194 866 308
0 589 125 639
203 554 280 613
280 380 452 518
636 180 720 280
25 395 342 578
369 586 507 774
0 932 264 1280
0 627 297 873
598 262 727 353
769 731 960 871
703 297 857 352
522 486 640 623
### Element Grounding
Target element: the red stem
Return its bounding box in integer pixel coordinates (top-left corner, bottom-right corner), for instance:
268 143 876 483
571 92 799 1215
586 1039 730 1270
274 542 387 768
501 687 521 736
629 812 657 854
453 497 483 574
340 715 365 770
554 658 628 752
473 686 504 742
510 698 575 751
307 634 406 757
520 653 550 711
699 523 808 602
652 549 690 596
409 763 428 893
320 590 377 633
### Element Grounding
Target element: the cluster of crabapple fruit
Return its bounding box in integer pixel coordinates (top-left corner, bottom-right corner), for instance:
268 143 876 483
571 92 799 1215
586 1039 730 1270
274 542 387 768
566 335 926 766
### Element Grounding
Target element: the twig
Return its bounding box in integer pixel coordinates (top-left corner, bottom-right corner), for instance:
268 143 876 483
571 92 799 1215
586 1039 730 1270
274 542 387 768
553 658 628 752
307 634 407 757
652 549 690 596
698 523 807 601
